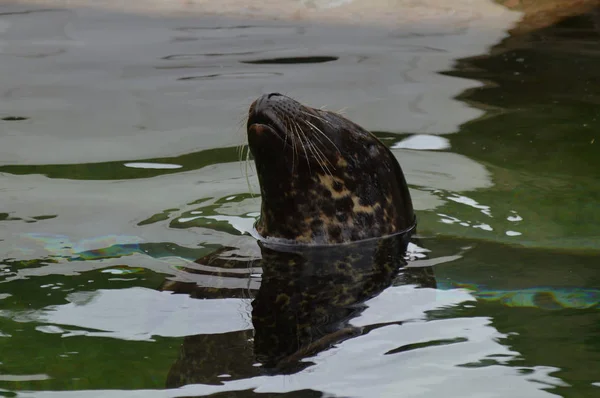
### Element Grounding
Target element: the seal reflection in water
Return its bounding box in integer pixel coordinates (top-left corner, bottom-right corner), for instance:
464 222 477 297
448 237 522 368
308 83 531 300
164 94 433 386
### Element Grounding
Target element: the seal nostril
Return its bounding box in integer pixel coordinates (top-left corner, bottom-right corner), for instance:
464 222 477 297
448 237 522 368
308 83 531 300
267 93 282 99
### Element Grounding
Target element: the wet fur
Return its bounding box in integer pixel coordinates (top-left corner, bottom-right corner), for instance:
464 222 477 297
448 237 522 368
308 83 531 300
247 93 415 244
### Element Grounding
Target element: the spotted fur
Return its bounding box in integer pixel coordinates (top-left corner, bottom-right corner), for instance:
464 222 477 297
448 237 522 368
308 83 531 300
247 93 415 244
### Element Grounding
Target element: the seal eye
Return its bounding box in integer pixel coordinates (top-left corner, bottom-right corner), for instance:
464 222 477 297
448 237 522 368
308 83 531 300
267 93 282 99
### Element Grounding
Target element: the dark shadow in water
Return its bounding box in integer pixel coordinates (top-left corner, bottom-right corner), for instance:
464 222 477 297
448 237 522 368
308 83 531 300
185 390 324 398
0 132 406 181
433 7 600 395
426 237 600 396
178 72 284 81
385 337 468 355
163 51 272 60
0 147 239 180
426 6 600 247
0 213 21 221
174 25 292 32
0 8 61 16
161 230 435 386
0 260 180 391
241 56 338 65
443 7 600 177
171 24 304 37
1 116 29 121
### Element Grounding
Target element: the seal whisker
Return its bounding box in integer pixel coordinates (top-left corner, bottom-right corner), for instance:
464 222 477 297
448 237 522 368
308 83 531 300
238 142 250 187
291 117 334 177
290 123 301 174
244 145 256 196
299 110 331 125
236 114 249 165
281 112 298 174
237 139 249 164
299 127 335 177
236 113 248 162
304 127 335 165
282 117 291 150
309 141 334 178
307 135 337 178
303 119 341 155
237 113 248 129
294 122 315 175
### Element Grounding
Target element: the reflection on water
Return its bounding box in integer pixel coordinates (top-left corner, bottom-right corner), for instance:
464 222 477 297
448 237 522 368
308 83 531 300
1 1 600 397
431 7 600 250
163 230 428 385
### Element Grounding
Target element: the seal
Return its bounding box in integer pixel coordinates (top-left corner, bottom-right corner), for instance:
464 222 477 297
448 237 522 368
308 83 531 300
162 94 426 383
247 93 415 244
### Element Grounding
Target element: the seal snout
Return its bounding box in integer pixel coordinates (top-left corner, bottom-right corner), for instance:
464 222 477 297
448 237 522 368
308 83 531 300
247 93 289 136
250 93 284 115
248 123 270 136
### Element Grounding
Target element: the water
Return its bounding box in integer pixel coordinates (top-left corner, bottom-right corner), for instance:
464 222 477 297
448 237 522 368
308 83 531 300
1 1 600 397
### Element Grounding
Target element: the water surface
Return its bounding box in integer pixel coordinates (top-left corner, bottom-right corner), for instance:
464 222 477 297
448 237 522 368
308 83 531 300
1 2 600 397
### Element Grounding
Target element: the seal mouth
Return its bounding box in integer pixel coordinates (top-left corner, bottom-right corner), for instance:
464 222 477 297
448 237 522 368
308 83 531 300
248 114 275 132
247 93 306 142
248 123 273 136
247 108 285 138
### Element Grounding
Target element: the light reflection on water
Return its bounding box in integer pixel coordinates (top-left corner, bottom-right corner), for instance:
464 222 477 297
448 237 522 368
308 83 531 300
1 1 600 397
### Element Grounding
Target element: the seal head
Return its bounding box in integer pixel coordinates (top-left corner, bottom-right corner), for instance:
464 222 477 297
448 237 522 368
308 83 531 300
247 93 414 244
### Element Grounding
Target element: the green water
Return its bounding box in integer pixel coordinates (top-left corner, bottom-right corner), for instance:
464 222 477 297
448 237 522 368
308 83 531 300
1 2 600 397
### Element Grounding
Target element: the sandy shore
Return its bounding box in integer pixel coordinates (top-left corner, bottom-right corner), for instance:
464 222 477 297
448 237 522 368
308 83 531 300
8 0 518 29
